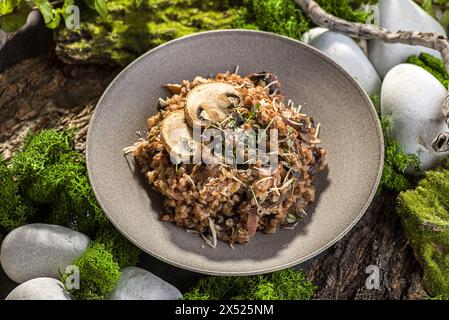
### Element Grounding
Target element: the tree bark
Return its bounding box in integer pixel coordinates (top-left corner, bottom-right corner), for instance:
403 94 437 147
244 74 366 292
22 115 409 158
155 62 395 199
0 55 119 160
295 0 449 153
305 193 426 299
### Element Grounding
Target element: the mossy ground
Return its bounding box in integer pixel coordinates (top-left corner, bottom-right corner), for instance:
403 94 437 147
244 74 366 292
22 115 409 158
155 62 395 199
386 53 449 298
0 129 140 299
55 0 371 66
406 53 449 88
0 157 34 232
69 242 121 300
184 268 316 300
55 0 246 65
398 158 449 299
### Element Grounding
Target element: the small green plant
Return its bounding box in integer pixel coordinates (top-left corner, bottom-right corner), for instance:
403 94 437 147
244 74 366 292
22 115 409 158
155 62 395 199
69 241 121 300
317 0 372 23
240 0 311 39
184 268 316 300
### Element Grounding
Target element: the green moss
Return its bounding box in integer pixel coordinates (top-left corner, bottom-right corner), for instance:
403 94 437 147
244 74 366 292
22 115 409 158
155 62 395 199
397 160 449 299
240 0 310 39
11 129 108 236
406 53 449 88
70 242 121 300
11 129 74 180
95 228 141 268
55 0 247 65
377 110 420 194
317 0 371 23
6 129 141 283
184 268 316 300
55 0 374 65
0 156 34 232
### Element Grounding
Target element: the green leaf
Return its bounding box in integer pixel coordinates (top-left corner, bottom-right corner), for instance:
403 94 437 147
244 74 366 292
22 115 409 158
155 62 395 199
33 0 54 24
33 0 64 29
421 0 436 17
94 0 108 20
83 0 95 10
0 8 29 32
46 10 61 29
0 0 31 33
0 0 16 15
287 213 297 224
441 10 449 28
58 0 75 20
135 0 143 7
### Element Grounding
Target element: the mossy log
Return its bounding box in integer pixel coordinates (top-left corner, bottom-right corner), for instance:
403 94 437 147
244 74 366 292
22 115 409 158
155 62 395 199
54 0 245 66
398 159 449 298
53 0 372 67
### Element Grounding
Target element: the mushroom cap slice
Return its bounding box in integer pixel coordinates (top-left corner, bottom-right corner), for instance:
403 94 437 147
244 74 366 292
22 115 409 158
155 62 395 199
185 82 243 128
160 110 200 163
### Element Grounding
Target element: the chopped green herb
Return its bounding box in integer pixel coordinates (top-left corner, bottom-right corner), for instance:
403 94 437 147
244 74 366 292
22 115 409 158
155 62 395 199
287 213 298 223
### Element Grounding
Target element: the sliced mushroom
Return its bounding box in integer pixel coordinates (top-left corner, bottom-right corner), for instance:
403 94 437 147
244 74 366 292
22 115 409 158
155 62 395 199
185 82 243 127
160 110 200 163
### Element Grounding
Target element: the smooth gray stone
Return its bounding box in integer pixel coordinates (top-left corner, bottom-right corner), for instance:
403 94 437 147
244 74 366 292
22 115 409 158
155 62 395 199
0 247 15 300
109 267 183 300
6 278 71 300
307 30 381 95
0 11 52 73
381 63 449 173
301 27 328 44
368 0 446 78
0 224 90 283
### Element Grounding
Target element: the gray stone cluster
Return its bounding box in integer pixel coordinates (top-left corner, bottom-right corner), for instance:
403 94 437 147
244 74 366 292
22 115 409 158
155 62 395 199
303 0 449 171
0 224 182 300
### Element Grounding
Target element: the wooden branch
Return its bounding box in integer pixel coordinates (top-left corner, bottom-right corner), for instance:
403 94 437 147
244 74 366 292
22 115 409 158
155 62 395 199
295 0 449 153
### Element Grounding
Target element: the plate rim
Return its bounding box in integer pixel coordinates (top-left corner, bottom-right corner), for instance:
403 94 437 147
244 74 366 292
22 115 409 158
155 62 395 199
86 29 384 275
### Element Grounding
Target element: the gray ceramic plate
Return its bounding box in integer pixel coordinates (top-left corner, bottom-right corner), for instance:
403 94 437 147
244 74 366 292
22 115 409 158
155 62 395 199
87 30 384 275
